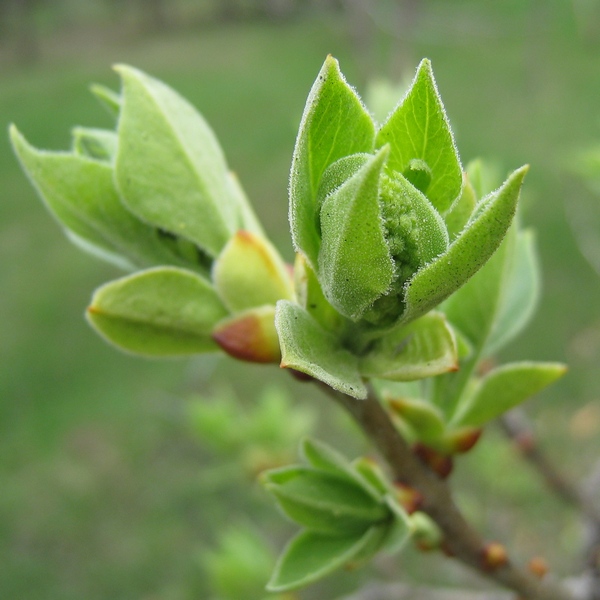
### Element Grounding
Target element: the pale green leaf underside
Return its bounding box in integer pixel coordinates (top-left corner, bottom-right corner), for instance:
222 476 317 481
114 64 241 257
267 527 382 592
452 362 567 428
275 300 367 399
87 267 228 356
376 58 462 214
290 56 376 267
263 466 387 534
401 166 528 325
319 148 394 320
485 229 540 355
9 126 199 272
360 312 457 380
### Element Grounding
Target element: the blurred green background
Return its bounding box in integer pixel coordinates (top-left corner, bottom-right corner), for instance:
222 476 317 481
3 1 600 598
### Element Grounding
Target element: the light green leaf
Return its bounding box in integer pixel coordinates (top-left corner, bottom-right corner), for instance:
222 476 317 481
275 300 367 399
444 172 476 240
72 127 117 162
289 56 376 268
293 253 344 332
452 362 567 428
262 466 388 535
386 396 446 444
360 312 458 381
10 126 203 272
212 230 293 313
486 229 540 355
87 267 228 356
376 58 462 213
319 148 394 320
114 65 242 257
90 83 121 118
267 527 384 592
301 438 382 501
401 165 528 325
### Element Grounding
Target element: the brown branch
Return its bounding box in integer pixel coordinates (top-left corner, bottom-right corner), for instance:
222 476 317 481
341 582 511 600
321 383 575 600
499 408 600 526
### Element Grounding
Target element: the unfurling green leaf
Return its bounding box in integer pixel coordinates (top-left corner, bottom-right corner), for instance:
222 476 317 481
266 527 385 592
444 172 477 240
72 127 117 162
275 300 366 399
376 58 462 213
289 55 376 268
452 362 567 428
262 466 388 535
401 165 528 325
87 267 228 356
318 148 394 320
212 230 293 313
114 65 246 257
90 83 121 117
387 396 446 444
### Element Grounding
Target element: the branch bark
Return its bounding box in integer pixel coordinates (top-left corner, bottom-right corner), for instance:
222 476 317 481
322 383 575 600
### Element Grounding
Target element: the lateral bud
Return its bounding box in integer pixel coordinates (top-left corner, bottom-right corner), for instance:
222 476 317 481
444 427 483 454
528 556 548 579
410 512 443 552
212 305 280 363
482 542 509 571
413 443 453 478
394 482 424 515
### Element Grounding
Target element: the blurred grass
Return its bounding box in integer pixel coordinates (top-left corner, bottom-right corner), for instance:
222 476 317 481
2 2 600 598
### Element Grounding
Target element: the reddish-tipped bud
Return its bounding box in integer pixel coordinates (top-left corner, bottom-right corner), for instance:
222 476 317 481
212 306 280 363
528 556 548 579
482 542 508 571
445 427 483 454
413 443 453 478
394 483 424 514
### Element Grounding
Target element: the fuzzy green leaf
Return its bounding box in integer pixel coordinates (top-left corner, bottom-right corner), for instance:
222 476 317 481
212 230 293 313
87 267 228 356
114 65 243 257
376 59 462 213
401 165 528 325
486 229 540 355
267 527 384 592
262 466 388 535
275 300 367 399
452 362 567 428
319 148 394 320
360 312 458 381
289 56 376 268
72 127 117 162
444 172 476 240
90 83 121 117
10 126 202 272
